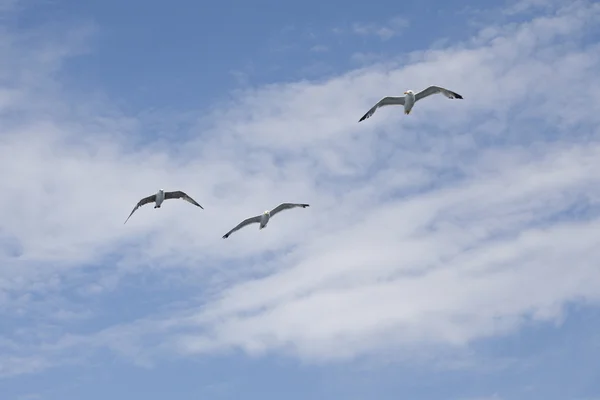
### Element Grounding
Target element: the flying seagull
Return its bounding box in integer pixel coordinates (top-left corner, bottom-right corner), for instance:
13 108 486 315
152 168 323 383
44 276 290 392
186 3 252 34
222 203 309 239
124 189 203 224
358 85 463 122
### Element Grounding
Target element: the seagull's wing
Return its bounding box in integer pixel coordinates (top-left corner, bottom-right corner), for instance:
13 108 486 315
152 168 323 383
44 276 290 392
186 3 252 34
222 215 262 239
269 203 310 218
124 194 156 224
358 96 405 122
164 191 204 209
415 86 463 102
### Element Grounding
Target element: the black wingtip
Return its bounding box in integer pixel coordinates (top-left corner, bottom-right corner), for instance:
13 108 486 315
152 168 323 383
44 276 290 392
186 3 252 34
302 204 310 208
358 110 372 122
453 92 463 99
222 234 228 239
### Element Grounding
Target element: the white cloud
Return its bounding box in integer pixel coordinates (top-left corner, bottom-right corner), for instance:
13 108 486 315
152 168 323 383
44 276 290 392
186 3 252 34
1 0 600 377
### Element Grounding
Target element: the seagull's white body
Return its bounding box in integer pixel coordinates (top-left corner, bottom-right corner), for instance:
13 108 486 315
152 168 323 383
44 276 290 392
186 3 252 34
403 90 416 115
154 189 165 208
260 211 270 229
358 85 463 122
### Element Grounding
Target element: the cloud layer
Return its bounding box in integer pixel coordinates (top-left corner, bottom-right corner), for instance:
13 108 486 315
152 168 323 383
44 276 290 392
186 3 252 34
1 0 600 377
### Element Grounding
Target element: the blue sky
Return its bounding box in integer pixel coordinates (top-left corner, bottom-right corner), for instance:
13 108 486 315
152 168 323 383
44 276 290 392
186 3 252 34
1 0 600 399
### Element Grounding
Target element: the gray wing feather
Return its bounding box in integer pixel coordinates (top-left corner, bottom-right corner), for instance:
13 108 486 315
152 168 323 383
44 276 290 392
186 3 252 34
415 86 463 102
269 203 310 218
124 194 156 224
164 191 204 209
222 215 262 239
358 96 405 122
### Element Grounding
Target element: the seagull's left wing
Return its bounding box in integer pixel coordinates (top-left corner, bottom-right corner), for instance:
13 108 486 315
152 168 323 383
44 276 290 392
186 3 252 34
124 194 156 224
269 203 310 218
415 86 463 102
165 191 204 209
222 215 262 239
358 96 405 122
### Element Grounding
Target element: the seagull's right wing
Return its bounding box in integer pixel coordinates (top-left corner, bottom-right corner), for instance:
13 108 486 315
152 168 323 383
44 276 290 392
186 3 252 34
415 86 463 102
164 190 204 209
269 203 310 218
358 96 405 122
222 215 262 239
124 194 156 224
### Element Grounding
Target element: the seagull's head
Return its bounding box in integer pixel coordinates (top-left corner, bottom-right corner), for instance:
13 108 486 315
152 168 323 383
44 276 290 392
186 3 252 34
264 210 270 215
404 90 414 95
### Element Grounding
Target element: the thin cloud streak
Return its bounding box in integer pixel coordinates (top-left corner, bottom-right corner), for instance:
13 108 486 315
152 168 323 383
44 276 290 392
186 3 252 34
352 16 410 40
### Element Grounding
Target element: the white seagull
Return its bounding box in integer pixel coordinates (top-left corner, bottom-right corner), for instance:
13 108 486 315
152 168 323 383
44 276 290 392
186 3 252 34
222 203 309 239
358 85 463 122
124 189 203 224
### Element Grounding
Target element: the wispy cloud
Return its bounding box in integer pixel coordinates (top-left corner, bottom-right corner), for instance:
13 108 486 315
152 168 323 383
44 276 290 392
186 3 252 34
351 16 410 40
503 0 563 15
350 51 386 65
1 0 600 382
309 44 329 53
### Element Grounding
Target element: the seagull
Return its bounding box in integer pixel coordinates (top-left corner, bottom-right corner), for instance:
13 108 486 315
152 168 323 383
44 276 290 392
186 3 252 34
124 189 203 224
358 85 463 122
222 203 309 239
